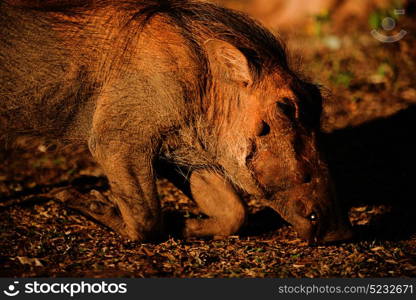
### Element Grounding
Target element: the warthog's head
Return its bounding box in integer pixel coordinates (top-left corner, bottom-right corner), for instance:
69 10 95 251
246 73 354 244
205 39 353 244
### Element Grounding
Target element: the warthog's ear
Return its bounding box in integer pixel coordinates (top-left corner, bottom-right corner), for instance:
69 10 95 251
205 39 252 86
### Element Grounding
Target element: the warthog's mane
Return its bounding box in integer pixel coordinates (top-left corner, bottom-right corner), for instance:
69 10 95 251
7 0 289 82
129 0 289 79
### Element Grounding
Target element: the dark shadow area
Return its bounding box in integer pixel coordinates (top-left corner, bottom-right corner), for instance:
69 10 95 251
0 175 108 208
162 207 286 239
69 175 109 192
240 208 286 237
323 106 416 241
0 181 69 203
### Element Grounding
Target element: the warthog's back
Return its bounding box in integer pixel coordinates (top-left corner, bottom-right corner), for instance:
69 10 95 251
0 3 95 141
0 0 287 143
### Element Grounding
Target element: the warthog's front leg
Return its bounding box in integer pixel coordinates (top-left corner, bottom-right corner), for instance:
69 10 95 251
58 137 161 241
184 169 247 238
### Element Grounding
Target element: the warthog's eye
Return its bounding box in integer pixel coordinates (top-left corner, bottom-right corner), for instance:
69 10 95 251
256 120 271 137
276 98 296 121
308 212 318 223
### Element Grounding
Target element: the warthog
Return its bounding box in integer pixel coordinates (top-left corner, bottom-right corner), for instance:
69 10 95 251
0 0 353 244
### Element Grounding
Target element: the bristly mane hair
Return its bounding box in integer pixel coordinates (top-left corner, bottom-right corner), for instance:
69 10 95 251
129 0 289 80
7 0 289 82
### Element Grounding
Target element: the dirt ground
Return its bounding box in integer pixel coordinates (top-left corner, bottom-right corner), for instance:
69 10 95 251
1 3 415 278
